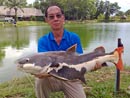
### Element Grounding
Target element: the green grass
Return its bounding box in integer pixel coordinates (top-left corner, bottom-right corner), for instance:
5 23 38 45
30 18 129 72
0 21 48 27
1 17 130 28
0 66 130 98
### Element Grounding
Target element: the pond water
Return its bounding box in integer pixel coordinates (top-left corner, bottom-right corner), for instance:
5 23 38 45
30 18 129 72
0 22 130 83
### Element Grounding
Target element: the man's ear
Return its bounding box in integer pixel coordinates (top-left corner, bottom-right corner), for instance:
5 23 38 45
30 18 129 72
62 15 65 23
63 15 65 20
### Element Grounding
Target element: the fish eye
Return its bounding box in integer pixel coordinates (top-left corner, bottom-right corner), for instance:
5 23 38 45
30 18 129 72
26 58 29 62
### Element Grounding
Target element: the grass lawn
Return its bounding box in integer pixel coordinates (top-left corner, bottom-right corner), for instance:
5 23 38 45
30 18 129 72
0 21 48 27
0 66 130 98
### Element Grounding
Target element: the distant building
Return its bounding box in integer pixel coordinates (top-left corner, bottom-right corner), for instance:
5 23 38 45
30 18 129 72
0 6 44 21
120 15 127 20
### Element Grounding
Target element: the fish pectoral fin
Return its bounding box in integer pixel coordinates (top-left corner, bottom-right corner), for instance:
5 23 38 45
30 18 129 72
33 73 51 78
49 72 69 81
49 70 69 81
79 76 86 84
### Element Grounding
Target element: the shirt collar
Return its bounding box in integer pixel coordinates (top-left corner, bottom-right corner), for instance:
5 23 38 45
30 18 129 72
49 29 67 40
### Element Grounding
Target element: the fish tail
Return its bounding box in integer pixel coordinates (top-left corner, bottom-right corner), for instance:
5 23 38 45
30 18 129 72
114 47 124 70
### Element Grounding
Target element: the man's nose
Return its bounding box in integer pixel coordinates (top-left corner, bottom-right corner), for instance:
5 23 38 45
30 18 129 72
53 15 59 20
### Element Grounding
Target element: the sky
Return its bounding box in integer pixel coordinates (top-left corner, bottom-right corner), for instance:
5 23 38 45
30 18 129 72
102 0 130 12
27 0 35 4
27 0 130 12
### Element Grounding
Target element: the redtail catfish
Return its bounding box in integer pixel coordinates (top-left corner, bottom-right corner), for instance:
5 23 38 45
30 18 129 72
17 44 123 84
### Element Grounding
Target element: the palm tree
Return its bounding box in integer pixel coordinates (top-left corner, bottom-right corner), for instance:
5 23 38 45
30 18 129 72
5 0 27 22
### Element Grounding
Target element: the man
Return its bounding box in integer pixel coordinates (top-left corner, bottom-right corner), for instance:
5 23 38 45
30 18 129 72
35 5 86 98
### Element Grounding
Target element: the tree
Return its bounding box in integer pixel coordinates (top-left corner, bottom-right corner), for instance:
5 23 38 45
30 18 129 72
116 11 124 16
125 10 130 16
5 0 27 21
110 2 120 15
95 0 120 21
39 0 96 20
104 1 120 21
104 1 110 21
0 0 9 5
0 0 2 5
33 0 41 9
95 0 105 19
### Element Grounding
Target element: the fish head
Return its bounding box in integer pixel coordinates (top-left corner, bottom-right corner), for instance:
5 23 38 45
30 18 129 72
16 53 53 74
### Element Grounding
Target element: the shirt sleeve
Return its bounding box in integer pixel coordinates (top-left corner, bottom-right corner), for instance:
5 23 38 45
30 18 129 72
71 33 83 54
75 37 83 54
38 37 48 52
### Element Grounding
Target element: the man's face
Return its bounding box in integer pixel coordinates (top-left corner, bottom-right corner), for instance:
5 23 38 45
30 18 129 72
46 6 65 30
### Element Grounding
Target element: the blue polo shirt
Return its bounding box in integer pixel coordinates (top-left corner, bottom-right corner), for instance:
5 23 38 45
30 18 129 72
38 29 83 54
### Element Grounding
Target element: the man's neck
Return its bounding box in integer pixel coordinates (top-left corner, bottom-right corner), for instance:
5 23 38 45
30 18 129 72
52 29 64 45
52 29 64 38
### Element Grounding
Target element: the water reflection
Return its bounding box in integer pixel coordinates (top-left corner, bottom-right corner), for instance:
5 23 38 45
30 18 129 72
0 23 130 83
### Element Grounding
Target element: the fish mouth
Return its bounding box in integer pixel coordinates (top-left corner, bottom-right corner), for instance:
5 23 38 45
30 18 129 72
17 64 23 68
17 63 43 74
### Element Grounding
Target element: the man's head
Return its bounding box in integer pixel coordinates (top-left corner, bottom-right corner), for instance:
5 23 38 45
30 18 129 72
45 5 64 18
45 5 65 30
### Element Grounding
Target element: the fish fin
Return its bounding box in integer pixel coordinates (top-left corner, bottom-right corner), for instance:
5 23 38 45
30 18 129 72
79 67 86 84
66 44 77 53
49 71 68 81
94 46 107 67
114 47 124 70
94 46 105 53
79 76 86 84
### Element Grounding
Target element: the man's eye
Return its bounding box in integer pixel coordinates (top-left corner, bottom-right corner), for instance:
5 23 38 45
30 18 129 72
56 14 62 18
48 16 54 19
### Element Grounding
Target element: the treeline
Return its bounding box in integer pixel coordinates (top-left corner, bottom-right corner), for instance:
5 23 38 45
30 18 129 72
1 0 130 21
32 0 130 21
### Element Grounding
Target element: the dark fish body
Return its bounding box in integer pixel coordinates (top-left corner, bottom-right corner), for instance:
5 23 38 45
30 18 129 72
17 44 123 84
